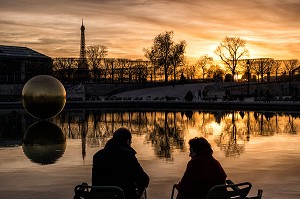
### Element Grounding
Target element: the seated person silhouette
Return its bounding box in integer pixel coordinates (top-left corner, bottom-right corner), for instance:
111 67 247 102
92 127 149 199
174 137 227 199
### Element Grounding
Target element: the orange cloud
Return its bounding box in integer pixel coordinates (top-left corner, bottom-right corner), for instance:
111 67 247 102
0 0 299 60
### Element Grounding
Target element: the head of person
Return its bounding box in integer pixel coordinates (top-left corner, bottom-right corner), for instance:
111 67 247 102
112 127 132 146
188 137 213 158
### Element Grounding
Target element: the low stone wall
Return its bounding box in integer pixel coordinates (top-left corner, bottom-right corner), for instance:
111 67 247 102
205 82 300 97
63 100 300 112
2 82 300 102
0 83 161 101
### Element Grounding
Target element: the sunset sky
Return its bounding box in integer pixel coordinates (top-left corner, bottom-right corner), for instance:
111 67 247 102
1 0 300 63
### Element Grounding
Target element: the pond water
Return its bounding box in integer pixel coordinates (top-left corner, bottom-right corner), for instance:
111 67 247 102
0 109 300 199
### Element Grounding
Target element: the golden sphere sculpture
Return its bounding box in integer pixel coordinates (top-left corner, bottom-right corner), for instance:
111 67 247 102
22 75 66 119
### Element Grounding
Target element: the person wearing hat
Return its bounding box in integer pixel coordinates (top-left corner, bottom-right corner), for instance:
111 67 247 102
174 137 227 199
92 127 149 199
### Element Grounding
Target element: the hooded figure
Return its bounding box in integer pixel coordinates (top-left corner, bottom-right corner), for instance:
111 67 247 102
92 128 149 199
175 137 227 199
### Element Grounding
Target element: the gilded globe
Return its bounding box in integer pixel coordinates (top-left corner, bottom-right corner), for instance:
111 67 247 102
22 75 66 119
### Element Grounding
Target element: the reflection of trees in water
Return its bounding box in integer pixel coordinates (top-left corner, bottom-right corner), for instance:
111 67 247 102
56 111 186 160
147 112 185 161
54 110 300 159
251 112 276 136
239 111 245 119
272 114 280 134
216 111 300 157
195 111 219 136
212 111 227 124
183 111 193 120
3 109 300 160
283 113 298 134
148 124 172 160
260 112 275 136
216 112 245 157
217 136 245 157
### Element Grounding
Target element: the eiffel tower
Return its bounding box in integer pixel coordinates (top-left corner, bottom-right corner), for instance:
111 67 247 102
79 19 86 60
78 19 88 82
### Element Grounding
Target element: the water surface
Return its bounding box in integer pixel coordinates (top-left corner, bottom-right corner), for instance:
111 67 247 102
0 110 299 199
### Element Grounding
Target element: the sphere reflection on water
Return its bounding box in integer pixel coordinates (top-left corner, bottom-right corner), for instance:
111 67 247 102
22 75 66 119
22 121 66 165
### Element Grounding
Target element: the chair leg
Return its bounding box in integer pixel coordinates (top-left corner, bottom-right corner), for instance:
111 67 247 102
138 188 147 199
171 184 177 199
257 189 263 198
246 189 263 199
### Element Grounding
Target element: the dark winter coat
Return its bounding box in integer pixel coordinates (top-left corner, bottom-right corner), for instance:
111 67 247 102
177 152 227 199
92 138 149 199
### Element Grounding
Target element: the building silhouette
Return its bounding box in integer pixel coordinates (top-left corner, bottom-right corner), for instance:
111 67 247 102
0 45 52 84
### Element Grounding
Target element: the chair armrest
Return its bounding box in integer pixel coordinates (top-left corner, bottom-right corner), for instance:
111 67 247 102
226 179 240 191
226 179 235 185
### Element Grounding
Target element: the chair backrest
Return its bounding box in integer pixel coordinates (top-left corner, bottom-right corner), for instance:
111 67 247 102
74 184 125 199
206 182 252 199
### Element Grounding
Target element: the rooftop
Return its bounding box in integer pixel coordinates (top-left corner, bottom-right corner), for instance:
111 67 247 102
0 45 50 58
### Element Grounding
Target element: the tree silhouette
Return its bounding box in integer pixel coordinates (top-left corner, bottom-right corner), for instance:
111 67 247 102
144 31 186 82
272 60 283 82
251 58 274 82
214 36 249 81
195 54 213 79
283 59 299 95
86 45 108 82
170 40 187 82
207 64 224 81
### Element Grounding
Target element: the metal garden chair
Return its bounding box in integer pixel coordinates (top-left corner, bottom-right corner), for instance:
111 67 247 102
206 180 263 199
171 180 263 199
74 182 147 199
205 181 252 199
73 183 125 199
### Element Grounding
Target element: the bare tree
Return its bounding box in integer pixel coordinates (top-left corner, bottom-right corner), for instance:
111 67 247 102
239 59 255 96
272 60 283 82
207 64 225 81
184 63 196 81
283 59 299 76
240 59 253 81
170 40 187 82
195 54 213 79
86 45 108 82
144 48 159 81
252 58 274 82
283 59 299 95
103 58 115 83
115 59 130 83
53 58 77 83
144 31 186 82
214 36 249 81
87 45 108 64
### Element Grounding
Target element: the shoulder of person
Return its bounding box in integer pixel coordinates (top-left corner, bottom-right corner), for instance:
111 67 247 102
121 146 137 155
93 148 105 158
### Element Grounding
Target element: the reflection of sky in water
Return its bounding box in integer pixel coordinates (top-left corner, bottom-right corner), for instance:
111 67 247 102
0 111 300 199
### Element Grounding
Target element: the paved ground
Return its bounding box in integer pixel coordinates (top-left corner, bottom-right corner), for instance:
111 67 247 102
113 83 258 102
113 82 295 103
114 83 219 100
